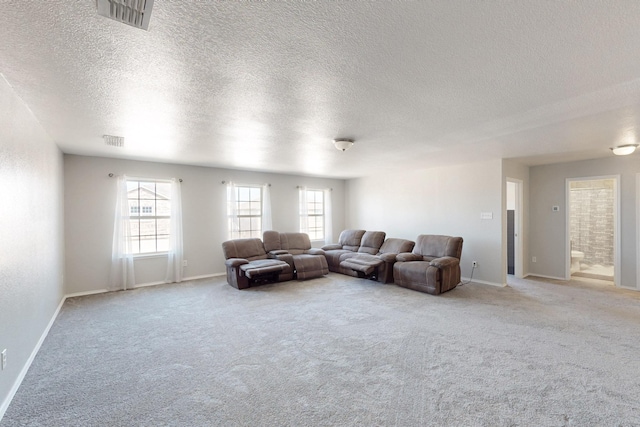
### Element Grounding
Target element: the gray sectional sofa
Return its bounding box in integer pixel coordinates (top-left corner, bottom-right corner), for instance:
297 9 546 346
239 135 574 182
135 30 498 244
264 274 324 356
221 230 463 295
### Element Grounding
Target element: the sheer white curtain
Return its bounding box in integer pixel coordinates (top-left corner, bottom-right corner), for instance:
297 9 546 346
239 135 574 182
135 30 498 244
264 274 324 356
227 181 238 239
299 186 308 233
324 188 333 244
110 175 135 291
262 183 273 232
165 178 184 284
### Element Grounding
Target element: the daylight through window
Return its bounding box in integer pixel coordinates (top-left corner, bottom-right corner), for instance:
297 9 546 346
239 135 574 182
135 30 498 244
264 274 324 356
127 180 171 254
228 185 263 239
302 189 324 240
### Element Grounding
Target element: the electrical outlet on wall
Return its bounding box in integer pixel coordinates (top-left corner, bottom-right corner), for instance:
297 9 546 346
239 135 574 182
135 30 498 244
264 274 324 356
472 261 478 268
532 256 537 263
182 260 188 267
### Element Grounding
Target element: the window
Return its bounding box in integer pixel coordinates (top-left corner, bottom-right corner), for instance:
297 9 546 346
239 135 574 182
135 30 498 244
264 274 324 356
301 189 324 241
228 185 263 239
127 180 171 254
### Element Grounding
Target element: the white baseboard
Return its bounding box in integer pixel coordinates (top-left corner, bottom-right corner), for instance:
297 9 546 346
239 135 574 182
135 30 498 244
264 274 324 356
525 273 567 281
461 277 505 287
184 273 225 281
65 289 109 298
0 296 66 422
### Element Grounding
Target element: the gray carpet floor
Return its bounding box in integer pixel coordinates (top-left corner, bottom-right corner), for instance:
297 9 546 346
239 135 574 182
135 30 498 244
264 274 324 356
3 274 640 426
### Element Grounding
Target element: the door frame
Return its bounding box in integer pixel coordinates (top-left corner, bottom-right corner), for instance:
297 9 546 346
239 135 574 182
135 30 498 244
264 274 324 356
565 175 620 286
506 178 524 279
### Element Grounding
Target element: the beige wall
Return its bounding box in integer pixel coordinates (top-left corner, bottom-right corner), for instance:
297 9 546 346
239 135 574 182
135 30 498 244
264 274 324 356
345 159 504 286
529 156 638 289
64 155 346 294
0 78 65 415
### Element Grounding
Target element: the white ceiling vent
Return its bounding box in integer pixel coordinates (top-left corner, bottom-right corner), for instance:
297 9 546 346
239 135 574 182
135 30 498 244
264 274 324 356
103 135 125 147
96 0 154 31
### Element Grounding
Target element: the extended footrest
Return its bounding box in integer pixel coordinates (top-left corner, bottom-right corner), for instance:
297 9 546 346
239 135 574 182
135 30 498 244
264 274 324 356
340 255 384 278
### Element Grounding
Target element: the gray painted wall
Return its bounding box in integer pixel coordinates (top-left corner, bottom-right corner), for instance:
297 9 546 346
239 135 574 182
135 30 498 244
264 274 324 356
345 159 504 286
0 78 65 415
64 155 346 294
529 156 638 289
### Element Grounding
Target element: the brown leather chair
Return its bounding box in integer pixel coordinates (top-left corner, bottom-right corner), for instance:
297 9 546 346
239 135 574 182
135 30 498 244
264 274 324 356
340 237 415 283
222 238 292 289
393 235 463 295
263 231 329 280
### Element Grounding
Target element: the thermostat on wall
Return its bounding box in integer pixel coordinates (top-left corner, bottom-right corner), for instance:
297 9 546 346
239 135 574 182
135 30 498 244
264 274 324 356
552 206 560 212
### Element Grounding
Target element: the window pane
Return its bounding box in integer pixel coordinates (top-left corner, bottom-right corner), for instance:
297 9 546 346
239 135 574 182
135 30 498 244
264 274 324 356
239 217 251 231
155 182 171 198
129 201 140 216
250 187 261 202
238 201 251 215
156 200 171 216
157 236 170 252
156 218 170 234
139 219 156 237
140 236 156 253
126 181 139 197
139 182 156 199
131 236 141 254
250 201 261 215
238 187 250 201
251 217 261 232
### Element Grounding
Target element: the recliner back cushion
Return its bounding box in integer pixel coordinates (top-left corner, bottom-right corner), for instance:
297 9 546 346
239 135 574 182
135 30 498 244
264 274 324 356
262 231 281 252
414 235 463 259
338 229 366 252
358 231 386 254
379 238 415 255
222 238 268 261
280 232 312 255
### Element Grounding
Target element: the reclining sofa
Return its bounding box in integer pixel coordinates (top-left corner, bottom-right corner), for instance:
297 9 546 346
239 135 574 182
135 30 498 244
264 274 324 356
393 234 463 295
322 230 386 276
221 238 292 289
263 231 329 280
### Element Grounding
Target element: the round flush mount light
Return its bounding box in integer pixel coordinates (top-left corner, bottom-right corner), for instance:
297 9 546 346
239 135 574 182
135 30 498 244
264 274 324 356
333 138 354 151
610 144 639 156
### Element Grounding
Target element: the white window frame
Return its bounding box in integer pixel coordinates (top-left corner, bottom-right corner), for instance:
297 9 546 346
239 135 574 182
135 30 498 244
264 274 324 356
127 179 172 256
301 188 325 241
228 184 263 239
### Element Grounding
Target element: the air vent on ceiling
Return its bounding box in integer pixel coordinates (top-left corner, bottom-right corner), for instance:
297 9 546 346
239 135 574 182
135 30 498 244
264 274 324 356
96 0 154 31
104 135 125 147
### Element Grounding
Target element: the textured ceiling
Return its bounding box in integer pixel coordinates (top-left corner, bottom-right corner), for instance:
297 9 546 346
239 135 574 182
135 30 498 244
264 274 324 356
3 1 640 178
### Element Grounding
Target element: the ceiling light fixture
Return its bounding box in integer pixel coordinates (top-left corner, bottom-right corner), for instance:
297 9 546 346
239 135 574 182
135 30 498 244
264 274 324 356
96 0 155 30
333 138 354 152
610 144 639 156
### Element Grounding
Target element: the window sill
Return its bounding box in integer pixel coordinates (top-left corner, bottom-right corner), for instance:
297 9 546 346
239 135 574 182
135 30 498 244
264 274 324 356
133 252 169 259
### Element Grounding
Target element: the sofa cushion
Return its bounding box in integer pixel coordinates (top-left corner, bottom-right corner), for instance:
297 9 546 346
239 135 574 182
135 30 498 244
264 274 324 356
357 231 386 255
280 232 312 255
239 259 289 278
262 230 281 253
337 229 366 251
379 238 415 255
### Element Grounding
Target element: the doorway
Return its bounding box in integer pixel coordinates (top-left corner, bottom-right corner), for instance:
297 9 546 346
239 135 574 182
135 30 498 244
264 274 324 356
506 178 523 278
566 176 619 285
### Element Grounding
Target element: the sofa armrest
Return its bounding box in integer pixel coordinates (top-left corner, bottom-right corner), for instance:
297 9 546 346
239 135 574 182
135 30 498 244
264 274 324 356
379 253 397 262
307 248 325 256
225 258 249 268
429 256 459 269
322 244 342 251
268 250 289 257
396 252 423 262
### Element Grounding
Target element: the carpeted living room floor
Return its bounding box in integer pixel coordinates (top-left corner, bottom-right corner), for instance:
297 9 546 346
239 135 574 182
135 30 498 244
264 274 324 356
2 274 640 426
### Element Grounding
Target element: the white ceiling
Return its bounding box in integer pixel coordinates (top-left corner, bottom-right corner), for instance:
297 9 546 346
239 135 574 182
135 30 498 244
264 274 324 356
3 1 640 178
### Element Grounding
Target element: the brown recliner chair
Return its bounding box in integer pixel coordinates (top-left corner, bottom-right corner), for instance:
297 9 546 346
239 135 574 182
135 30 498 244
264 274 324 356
340 237 415 283
263 231 329 280
393 235 463 295
222 238 293 289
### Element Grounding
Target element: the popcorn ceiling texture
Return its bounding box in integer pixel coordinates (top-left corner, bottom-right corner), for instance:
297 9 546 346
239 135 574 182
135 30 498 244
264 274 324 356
2 2 640 176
